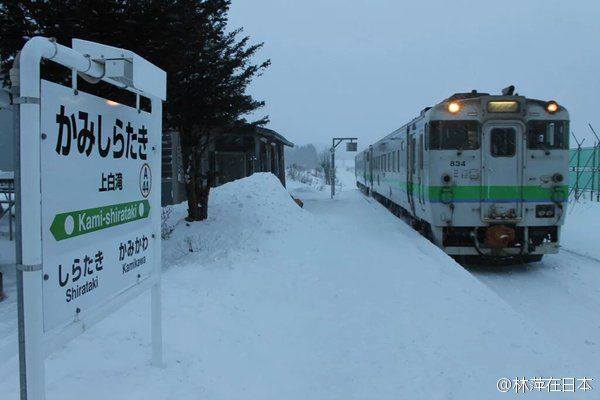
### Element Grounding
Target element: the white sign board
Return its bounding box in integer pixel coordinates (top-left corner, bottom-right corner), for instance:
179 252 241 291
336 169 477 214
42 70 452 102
40 80 158 332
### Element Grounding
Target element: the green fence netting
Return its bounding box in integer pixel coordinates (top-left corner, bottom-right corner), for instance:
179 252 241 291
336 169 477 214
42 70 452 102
569 146 600 200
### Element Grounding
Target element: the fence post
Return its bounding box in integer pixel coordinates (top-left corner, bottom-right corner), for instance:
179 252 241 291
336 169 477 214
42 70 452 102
597 145 600 202
592 142 597 201
589 124 600 202
575 143 581 199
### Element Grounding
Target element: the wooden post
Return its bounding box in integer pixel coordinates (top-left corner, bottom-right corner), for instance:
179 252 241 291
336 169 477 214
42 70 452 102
265 141 272 172
278 143 286 187
253 136 261 173
0 272 4 301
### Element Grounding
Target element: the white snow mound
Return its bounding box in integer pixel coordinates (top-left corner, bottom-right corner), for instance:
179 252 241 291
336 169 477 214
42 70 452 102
164 173 310 265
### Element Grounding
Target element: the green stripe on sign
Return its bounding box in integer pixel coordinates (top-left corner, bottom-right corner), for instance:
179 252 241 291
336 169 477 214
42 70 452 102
50 200 150 241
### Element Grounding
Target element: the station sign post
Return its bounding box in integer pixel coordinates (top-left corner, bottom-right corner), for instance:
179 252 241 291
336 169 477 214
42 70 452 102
330 137 358 198
12 37 166 400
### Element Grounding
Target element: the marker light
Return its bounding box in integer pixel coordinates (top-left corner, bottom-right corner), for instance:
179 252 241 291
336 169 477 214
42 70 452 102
553 173 564 183
546 101 559 114
448 101 461 114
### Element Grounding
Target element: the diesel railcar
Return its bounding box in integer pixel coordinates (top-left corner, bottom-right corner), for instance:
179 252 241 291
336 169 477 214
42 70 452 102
355 88 569 261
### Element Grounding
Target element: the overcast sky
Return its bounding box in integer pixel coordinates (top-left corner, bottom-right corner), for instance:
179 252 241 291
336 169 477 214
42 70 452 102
229 0 600 150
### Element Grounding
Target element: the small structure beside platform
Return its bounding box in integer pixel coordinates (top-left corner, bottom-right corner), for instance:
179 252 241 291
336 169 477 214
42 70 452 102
161 126 294 206
212 126 294 188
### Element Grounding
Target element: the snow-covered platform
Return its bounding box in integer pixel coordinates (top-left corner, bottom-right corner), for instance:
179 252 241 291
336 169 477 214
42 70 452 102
0 172 596 399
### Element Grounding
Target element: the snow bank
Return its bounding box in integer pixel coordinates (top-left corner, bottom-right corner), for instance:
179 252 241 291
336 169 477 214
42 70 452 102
563 198 600 259
163 173 310 266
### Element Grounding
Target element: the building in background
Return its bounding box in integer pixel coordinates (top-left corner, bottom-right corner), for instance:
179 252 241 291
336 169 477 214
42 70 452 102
161 126 294 206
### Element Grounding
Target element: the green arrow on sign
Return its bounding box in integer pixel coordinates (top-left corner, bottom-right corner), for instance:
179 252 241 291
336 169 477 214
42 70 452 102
50 200 151 241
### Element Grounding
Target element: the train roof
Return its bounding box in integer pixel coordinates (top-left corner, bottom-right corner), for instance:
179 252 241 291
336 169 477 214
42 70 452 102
358 87 568 154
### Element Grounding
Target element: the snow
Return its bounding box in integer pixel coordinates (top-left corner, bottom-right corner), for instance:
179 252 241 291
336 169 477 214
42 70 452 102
0 170 598 398
468 195 600 382
562 197 600 260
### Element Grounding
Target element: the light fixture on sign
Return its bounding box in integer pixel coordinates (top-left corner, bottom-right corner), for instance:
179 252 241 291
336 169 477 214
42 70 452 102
105 99 119 106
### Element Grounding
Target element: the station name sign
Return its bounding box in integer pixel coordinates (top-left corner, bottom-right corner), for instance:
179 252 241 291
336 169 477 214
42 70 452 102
40 80 157 332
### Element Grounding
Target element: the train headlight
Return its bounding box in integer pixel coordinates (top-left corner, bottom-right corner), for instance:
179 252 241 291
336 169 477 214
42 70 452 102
552 173 564 183
546 101 559 114
448 101 461 114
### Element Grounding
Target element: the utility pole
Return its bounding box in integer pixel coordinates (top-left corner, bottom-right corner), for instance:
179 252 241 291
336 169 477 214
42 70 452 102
330 137 358 199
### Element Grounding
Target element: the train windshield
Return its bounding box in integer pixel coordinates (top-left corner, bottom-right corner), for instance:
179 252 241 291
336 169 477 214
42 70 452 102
527 120 569 149
429 121 480 150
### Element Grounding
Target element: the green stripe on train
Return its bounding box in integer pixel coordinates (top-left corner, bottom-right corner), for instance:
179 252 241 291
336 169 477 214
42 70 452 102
364 177 568 202
427 185 568 202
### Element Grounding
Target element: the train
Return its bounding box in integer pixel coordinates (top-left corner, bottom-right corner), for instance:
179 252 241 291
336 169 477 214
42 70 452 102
355 87 569 262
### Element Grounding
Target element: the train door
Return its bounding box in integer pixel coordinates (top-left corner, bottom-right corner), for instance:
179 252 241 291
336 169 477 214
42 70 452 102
481 122 524 221
418 133 425 209
406 132 416 216
363 153 367 182
368 146 374 191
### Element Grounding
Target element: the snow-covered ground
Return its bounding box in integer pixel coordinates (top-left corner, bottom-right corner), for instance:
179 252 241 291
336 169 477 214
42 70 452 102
467 195 600 389
0 166 598 399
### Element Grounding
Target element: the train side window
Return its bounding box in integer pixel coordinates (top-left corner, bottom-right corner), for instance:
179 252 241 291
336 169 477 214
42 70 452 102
490 127 516 157
527 120 569 150
429 121 480 150
388 153 392 171
424 124 429 150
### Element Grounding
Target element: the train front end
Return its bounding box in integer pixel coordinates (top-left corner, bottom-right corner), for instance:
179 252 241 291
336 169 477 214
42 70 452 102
427 92 569 260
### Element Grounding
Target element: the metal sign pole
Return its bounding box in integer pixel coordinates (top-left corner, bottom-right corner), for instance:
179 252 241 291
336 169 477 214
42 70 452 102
150 96 164 367
329 137 358 199
13 38 55 400
330 145 335 199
